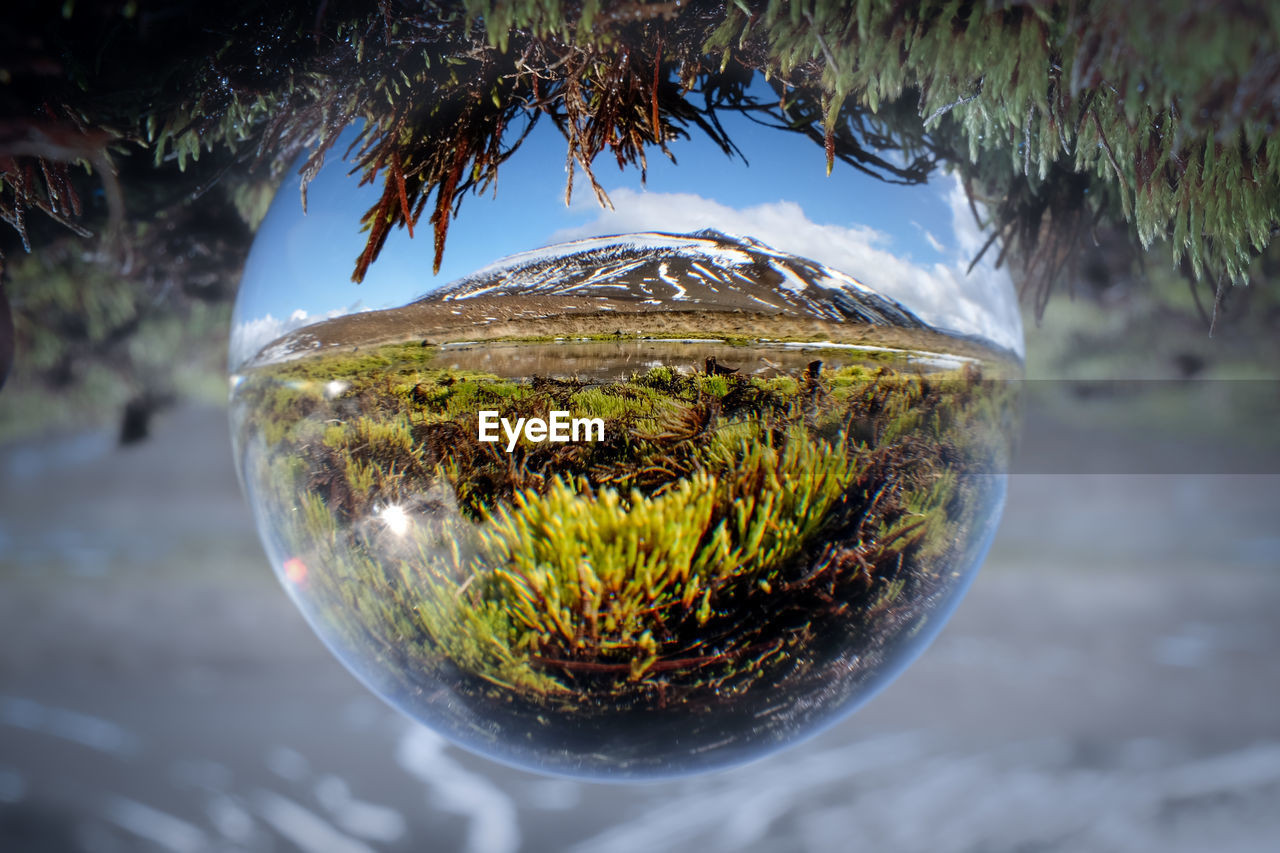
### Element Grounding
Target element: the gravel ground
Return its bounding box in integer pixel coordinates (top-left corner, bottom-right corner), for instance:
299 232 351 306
1 402 1278 852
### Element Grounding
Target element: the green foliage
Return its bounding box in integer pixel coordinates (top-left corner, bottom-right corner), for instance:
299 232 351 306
705 423 858 585
417 418 857 688
568 387 637 419
7 1 1278 323
0 244 231 440
453 1 1280 292
233 338 1013 706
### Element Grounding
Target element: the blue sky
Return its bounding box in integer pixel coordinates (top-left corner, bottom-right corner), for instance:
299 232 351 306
232 80 1022 366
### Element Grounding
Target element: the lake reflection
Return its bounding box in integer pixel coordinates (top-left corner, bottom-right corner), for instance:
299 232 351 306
434 339 968 381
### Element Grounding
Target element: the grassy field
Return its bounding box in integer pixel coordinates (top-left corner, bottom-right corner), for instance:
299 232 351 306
230 337 1015 770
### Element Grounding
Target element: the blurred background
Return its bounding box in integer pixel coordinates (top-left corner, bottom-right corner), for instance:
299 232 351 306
3 1 1280 850
2 237 1278 852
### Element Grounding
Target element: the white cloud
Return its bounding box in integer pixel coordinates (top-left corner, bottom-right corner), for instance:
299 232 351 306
916 222 946 254
229 302 366 369
552 179 1023 356
230 312 298 369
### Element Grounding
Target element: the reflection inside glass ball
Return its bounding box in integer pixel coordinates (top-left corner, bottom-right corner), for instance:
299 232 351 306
230 85 1021 778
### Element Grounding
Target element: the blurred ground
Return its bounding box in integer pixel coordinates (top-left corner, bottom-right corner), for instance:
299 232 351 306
1 399 1279 853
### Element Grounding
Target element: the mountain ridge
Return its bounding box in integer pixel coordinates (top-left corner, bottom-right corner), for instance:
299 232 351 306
424 229 926 329
243 231 1019 370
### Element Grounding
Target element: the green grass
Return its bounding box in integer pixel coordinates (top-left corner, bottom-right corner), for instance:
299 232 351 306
232 339 1015 711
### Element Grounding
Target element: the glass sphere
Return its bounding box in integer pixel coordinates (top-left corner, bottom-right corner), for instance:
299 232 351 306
230 85 1022 778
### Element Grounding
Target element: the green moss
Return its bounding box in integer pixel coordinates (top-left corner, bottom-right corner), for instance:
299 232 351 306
233 339 1014 711
6 0 1277 364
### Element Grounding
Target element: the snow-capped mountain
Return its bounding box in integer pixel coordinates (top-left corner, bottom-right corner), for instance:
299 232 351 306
240 230 1024 370
423 230 925 328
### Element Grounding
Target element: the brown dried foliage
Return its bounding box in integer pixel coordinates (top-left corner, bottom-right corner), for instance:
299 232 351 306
0 117 122 269
334 21 737 283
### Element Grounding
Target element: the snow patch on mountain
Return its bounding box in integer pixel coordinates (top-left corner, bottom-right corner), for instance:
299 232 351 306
548 186 1023 356
425 230 924 331
656 262 687 300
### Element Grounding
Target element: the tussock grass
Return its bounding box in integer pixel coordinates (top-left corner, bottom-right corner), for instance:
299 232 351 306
233 339 1014 709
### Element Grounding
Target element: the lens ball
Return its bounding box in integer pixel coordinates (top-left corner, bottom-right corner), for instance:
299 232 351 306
230 88 1022 778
